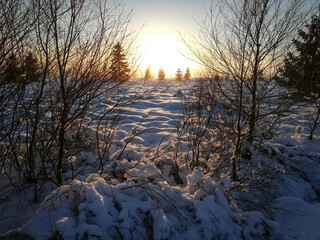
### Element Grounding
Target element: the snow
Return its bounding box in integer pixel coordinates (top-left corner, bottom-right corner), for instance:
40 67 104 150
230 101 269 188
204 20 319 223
14 176 282 239
1 79 320 239
273 197 320 240
186 169 203 185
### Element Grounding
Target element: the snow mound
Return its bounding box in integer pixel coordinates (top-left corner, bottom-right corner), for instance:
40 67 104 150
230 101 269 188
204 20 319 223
273 197 320 240
15 175 282 240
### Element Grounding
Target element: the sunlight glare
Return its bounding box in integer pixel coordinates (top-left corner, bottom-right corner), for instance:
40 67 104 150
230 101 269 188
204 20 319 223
138 31 195 78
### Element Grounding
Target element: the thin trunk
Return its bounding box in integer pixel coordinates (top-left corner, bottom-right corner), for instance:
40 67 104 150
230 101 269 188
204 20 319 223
57 104 67 186
27 89 43 201
248 1 267 146
51 0 68 186
309 106 320 140
235 80 243 159
232 157 237 181
248 43 260 145
27 77 45 173
233 80 243 181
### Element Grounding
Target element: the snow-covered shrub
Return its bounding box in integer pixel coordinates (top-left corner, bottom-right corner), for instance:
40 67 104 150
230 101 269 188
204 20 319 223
14 175 283 240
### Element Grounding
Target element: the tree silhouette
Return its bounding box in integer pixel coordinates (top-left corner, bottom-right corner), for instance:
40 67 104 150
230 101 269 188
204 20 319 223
109 43 130 82
282 9 320 96
3 53 21 83
282 9 320 140
175 68 182 81
158 67 165 80
22 52 40 83
184 67 191 80
144 65 152 80
186 0 314 179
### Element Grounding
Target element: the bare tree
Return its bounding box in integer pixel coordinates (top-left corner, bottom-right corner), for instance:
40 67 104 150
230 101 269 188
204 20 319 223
185 0 317 179
0 0 34 197
0 0 138 204
30 0 137 186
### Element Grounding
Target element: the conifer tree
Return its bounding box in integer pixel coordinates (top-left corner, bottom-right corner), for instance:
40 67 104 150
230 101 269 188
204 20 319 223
282 9 320 140
175 68 182 81
282 9 320 96
109 43 130 82
144 65 152 80
158 67 165 80
3 53 21 83
184 67 191 80
22 52 40 83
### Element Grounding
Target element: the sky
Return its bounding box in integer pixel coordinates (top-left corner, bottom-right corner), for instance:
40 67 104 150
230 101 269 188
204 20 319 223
126 0 209 78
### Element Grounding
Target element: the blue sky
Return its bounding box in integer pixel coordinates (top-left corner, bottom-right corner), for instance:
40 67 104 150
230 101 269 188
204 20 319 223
128 0 207 33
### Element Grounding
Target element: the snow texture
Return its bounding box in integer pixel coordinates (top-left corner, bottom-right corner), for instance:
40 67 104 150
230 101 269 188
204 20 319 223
1 79 320 239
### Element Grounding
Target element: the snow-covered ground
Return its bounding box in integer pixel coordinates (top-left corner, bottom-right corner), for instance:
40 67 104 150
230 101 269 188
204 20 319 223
0 79 320 239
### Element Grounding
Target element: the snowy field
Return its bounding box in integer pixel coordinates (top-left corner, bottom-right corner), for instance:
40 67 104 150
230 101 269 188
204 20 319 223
1 79 320 239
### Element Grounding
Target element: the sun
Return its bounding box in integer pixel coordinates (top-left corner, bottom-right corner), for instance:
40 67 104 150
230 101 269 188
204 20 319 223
138 30 196 78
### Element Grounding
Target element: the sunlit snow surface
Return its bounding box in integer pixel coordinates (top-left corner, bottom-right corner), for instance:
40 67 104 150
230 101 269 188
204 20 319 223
0 79 320 239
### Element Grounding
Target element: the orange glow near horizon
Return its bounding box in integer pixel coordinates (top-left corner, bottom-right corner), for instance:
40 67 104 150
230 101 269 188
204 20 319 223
137 29 199 78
